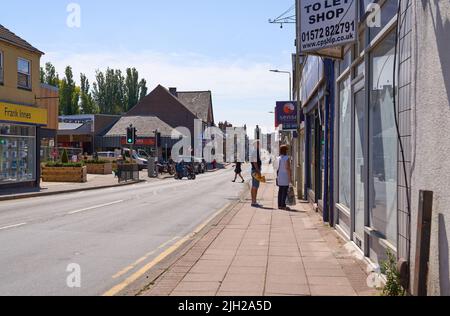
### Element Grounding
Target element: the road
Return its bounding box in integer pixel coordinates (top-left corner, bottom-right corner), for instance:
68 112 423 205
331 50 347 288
0 166 249 296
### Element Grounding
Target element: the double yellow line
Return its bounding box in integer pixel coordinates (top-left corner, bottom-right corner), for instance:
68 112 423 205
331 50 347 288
102 205 230 296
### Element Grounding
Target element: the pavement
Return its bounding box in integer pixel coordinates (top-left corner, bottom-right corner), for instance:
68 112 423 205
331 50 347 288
140 172 380 297
0 165 248 296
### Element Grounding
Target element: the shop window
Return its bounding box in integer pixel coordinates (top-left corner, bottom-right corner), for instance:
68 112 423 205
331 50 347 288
339 47 352 75
369 31 398 245
338 77 352 209
369 0 399 41
0 124 36 184
308 114 316 192
17 58 31 89
0 51 3 84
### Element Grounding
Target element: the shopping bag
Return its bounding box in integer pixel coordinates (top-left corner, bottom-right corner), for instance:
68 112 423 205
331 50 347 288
286 186 296 206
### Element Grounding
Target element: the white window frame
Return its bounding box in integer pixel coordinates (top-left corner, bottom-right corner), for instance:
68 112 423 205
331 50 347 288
0 50 4 84
17 57 31 89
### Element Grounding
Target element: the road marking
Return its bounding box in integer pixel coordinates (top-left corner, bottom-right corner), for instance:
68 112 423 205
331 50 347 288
112 237 180 280
0 223 27 231
103 235 190 296
103 203 232 296
192 204 230 234
158 236 180 249
67 200 124 215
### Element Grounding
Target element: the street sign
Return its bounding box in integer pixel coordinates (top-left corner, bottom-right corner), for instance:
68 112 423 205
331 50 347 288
275 101 298 131
300 0 357 54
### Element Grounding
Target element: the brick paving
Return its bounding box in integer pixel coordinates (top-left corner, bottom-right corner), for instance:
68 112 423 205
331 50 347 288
141 175 379 297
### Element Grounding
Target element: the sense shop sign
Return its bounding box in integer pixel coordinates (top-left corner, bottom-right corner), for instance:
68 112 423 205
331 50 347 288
300 0 357 54
275 101 299 131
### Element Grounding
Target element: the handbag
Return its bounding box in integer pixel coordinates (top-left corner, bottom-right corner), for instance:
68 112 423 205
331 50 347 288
286 186 296 206
276 157 281 187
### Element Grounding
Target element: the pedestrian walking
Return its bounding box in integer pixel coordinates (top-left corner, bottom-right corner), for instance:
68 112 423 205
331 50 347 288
276 145 292 210
251 141 263 208
232 161 245 183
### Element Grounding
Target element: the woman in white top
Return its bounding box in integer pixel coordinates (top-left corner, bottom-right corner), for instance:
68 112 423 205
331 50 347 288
277 145 292 210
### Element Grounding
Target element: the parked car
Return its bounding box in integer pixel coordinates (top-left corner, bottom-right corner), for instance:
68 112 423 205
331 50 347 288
96 151 117 162
122 148 148 170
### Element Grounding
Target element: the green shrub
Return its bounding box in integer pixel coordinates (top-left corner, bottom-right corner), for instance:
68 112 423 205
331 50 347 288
45 162 84 168
84 160 111 164
381 250 406 296
61 149 69 164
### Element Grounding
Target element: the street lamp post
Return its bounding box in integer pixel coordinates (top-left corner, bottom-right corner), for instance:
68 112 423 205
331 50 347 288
270 69 292 101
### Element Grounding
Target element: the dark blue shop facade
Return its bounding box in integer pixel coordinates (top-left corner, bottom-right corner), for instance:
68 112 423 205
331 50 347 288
301 56 335 225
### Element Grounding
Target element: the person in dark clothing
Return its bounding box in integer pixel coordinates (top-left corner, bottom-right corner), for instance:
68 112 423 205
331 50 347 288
232 162 245 183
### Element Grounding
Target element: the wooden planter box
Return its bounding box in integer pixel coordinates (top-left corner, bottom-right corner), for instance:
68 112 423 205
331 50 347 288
86 162 113 175
42 166 87 183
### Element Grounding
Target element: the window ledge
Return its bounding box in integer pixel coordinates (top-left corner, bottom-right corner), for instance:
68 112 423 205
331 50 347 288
17 86 32 91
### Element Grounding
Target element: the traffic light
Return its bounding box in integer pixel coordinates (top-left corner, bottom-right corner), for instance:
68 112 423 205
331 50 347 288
126 126 137 144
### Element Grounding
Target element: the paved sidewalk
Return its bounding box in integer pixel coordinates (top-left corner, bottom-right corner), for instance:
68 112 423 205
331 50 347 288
141 175 379 296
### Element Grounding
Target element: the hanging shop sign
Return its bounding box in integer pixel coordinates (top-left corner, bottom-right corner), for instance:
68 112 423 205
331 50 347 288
300 0 357 54
121 137 155 146
275 101 298 131
0 101 48 125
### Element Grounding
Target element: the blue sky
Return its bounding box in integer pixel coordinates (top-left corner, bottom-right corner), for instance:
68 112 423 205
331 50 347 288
1 1 296 132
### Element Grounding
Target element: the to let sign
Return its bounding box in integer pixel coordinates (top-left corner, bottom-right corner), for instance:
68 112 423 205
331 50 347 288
300 0 357 53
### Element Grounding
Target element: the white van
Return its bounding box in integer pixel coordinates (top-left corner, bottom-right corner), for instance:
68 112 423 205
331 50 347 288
122 148 148 170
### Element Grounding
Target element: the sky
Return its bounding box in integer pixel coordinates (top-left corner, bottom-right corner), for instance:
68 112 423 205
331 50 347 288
0 0 296 133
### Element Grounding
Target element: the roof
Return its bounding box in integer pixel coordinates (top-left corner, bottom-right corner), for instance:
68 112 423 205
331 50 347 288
105 116 181 138
58 121 94 135
58 123 84 131
176 91 213 123
0 25 43 55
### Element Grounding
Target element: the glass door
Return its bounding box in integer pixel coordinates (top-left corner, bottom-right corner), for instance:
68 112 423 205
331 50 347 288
353 86 366 249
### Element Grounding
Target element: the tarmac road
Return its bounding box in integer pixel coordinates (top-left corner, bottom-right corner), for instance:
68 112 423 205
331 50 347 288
0 166 250 296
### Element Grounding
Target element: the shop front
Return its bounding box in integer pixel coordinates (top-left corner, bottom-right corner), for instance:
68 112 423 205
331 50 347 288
333 0 400 263
301 55 335 222
0 101 47 189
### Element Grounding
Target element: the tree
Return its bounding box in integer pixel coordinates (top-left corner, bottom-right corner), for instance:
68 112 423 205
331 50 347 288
44 62 59 87
40 67 45 83
93 68 127 115
93 70 107 114
80 73 98 114
125 68 140 111
139 78 148 101
59 66 79 115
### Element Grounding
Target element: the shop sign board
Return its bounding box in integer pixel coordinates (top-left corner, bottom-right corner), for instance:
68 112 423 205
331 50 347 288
121 137 155 146
300 0 357 54
0 101 48 125
275 101 298 131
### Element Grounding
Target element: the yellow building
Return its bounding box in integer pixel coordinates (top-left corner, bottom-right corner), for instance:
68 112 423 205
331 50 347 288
0 24 50 189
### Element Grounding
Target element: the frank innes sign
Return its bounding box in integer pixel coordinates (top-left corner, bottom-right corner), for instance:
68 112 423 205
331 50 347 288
300 0 356 53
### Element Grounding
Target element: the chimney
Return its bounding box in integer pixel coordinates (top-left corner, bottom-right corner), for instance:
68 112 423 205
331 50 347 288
169 87 177 97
